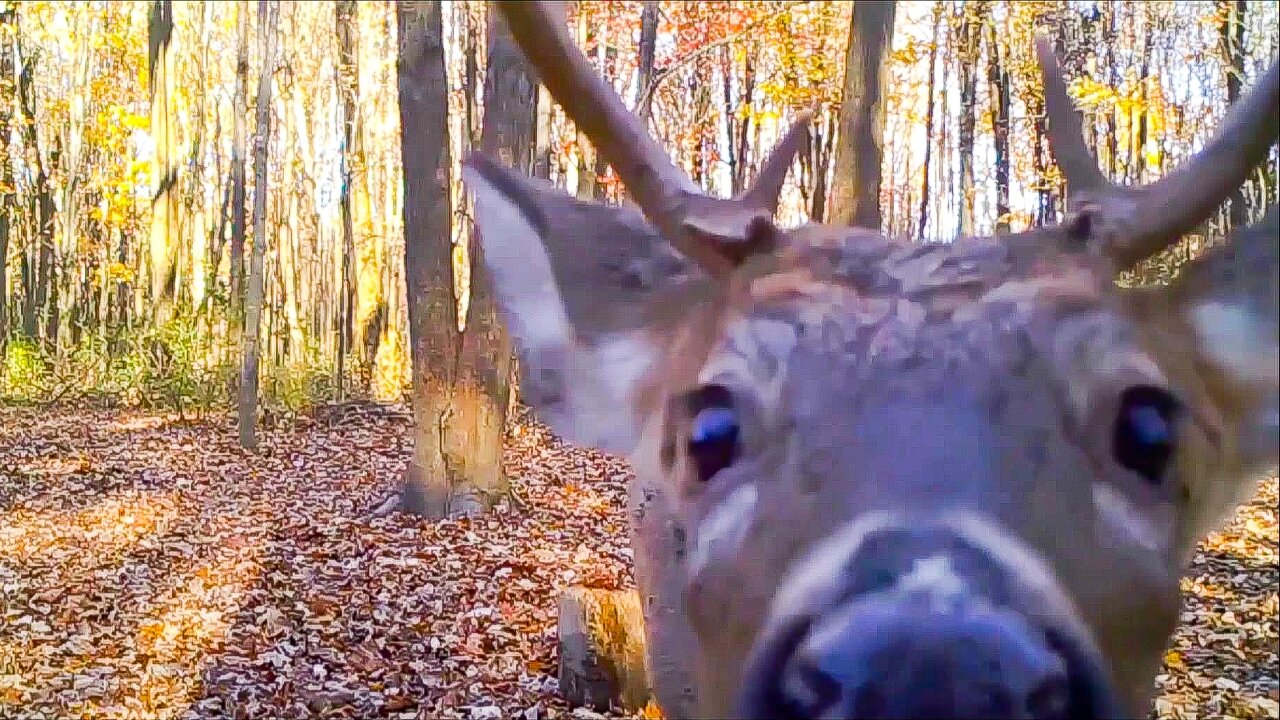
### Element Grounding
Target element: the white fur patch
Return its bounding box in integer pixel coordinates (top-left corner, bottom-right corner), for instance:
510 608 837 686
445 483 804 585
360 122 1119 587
1091 482 1172 554
592 335 658 410
897 555 968 612
688 484 759 577
765 512 1088 636
1190 301 1280 389
766 511 902 623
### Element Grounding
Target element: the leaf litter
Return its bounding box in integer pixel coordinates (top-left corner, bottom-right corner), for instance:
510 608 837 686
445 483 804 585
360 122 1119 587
0 405 1275 719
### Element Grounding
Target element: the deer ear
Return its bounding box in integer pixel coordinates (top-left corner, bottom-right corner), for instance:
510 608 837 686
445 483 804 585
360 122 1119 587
461 155 697 456
1173 205 1279 476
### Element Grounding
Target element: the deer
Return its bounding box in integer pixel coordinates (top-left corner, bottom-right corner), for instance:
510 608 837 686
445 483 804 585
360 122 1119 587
457 3 1279 718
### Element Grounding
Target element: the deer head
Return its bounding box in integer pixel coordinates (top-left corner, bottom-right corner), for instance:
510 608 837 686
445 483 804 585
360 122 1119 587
461 4 1279 718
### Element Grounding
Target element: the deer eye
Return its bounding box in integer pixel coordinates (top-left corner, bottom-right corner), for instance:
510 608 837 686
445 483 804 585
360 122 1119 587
687 386 741 482
1113 385 1181 484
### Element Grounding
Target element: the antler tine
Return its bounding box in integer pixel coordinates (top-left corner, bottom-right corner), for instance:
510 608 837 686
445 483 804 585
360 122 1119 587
740 107 816 212
1035 36 1280 268
1034 38 1109 196
493 1 758 278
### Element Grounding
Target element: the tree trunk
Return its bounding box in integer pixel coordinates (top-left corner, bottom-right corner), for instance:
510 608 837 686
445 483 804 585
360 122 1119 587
916 1 942 240
404 3 541 518
984 7 1010 234
148 0 179 327
955 3 982 236
1219 0 1248 229
0 3 14 354
592 12 613 200
238 0 277 450
573 2 596 200
230 1 250 333
828 0 896 229
533 85 553 180
462 3 480 154
558 587 652 713
634 1 660 127
335 0 359 399
720 45 739 197
735 44 758 195
397 0 461 518
15 33 54 346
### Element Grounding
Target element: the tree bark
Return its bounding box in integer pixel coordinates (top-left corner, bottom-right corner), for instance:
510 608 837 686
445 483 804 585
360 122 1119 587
983 6 1010 234
916 1 943 240
397 0 462 518
634 1 660 127
230 1 250 333
148 0 179 327
573 2 596 200
828 0 896 229
402 2 541 518
735 44 758 195
15 31 54 346
335 0 359 399
532 85 553 180
955 3 982 236
0 2 15 354
1219 0 1248 229
238 0 277 450
591 11 613 200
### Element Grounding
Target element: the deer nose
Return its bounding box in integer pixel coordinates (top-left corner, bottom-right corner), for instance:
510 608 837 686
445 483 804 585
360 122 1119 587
737 602 1116 720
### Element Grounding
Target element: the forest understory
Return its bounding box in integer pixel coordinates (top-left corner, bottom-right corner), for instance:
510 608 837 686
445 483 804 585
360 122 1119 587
0 403 1275 720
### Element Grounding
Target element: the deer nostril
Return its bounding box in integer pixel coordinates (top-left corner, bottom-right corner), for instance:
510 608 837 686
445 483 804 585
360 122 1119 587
1026 674 1072 719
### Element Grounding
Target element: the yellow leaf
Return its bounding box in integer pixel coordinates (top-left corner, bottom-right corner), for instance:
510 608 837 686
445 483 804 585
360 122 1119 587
639 699 666 719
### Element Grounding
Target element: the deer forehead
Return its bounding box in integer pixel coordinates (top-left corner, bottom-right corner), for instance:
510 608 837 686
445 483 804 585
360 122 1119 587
667 234 1159 421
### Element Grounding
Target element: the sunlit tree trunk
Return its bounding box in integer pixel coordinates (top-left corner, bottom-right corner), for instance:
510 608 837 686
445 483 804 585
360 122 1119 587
1219 0 1248 229
635 0 659 127
416 4 540 517
397 0 462 517
917 1 942 240
591 9 613 200
334 0 359 398
58 8 93 347
734 43 757 196
955 3 982 237
15 31 54 346
533 85 553 180
573 1 596 200
0 2 14 354
229 1 250 335
829 0 895 229
984 6 1010 234
239 0 277 450
148 0 179 327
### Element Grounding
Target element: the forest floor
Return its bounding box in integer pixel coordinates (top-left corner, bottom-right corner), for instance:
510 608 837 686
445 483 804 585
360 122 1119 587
0 404 1276 720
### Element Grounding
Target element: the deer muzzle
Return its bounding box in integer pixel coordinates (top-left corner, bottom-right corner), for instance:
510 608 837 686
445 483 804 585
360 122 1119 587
734 521 1125 720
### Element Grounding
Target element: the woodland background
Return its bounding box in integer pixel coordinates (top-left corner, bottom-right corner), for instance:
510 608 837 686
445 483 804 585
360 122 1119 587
1 0 1275 406
0 2 1277 718
3 0 1277 514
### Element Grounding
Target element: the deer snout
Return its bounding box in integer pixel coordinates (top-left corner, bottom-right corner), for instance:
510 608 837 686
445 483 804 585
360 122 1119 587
735 599 1117 719
734 520 1124 719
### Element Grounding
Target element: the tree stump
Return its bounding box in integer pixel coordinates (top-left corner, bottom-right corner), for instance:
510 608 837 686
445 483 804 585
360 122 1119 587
558 587 652 713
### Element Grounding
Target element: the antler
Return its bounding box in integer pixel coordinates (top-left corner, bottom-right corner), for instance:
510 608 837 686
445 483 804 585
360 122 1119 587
490 1 812 278
1036 37 1280 268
